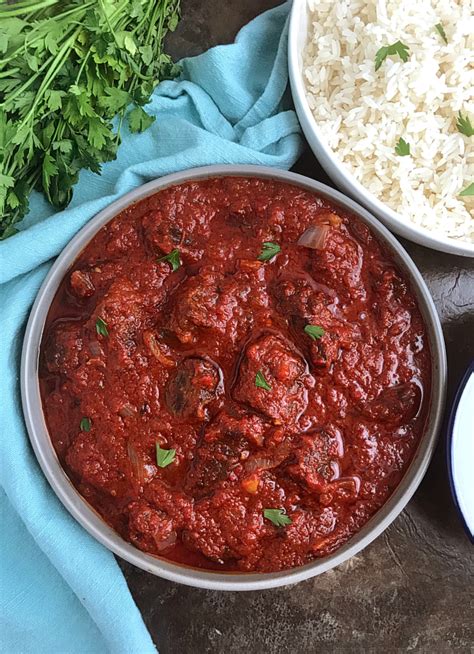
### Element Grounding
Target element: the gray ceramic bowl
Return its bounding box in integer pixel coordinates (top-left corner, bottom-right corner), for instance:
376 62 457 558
21 165 447 591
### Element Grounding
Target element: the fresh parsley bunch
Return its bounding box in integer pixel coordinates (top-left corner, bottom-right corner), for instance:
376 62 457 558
0 0 181 239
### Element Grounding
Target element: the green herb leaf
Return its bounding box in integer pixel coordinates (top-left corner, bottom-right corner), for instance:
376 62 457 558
435 22 448 44
375 40 410 71
44 89 66 112
255 370 271 391
459 183 474 197
0 174 15 191
157 248 181 272
0 0 181 239
95 317 109 337
140 44 153 66
264 508 292 527
395 137 411 156
456 112 474 138
123 33 137 56
99 87 131 116
304 324 325 340
80 417 91 432
0 32 9 54
258 241 281 262
156 443 176 468
128 106 156 134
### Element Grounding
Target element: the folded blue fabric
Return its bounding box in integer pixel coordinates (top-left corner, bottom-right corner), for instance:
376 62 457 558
0 3 302 653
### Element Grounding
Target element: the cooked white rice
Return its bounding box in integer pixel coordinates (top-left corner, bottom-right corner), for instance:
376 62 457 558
303 0 474 243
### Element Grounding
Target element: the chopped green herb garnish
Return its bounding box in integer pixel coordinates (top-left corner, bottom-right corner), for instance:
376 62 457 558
456 112 474 138
459 183 474 197
157 248 181 272
264 508 292 527
255 370 271 391
395 137 411 156
304 324 325 340
375 41 410 71
258 241 281 262
95 317 109 337
80 417 91 432
435 23 448 44
156 443 176 468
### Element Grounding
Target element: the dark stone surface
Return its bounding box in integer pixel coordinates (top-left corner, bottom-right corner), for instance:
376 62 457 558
119 2 474 652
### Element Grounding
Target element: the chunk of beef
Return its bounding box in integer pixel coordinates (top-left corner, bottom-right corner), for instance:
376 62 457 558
186 410 270 498
273 275 359 373
167 267 268 345
183 488 267 563
287 427 344 492
128 500 176 553
274 274 337 323
43 322 83 375
233 334 314 425
310 228 366 301
253 507 338 571
165 357 223 420
167 271 236 344
308 325 357 372
89 278 152 367
360 382 422 424
142 184 215 262
204 409 269 447
185 438 244 498
66 431 130 497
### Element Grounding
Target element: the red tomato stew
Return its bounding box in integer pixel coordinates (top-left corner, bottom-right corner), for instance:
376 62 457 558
40 177 431 572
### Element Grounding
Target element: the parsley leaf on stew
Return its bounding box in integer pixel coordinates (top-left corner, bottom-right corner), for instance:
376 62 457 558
435 22 448 44
255 370 271 391
304 324 325 340
459 183 474 197
95 317 109 337
258 241 281 262
395 137 411 156
157 248 181 272
156 444 176 468
264 508 292 527
80 417 91 432
456 112 474 138
375 41 410 71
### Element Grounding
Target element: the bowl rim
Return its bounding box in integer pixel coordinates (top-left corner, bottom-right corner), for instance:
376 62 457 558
288 0 474 258
21 164 447 591
446 360 474 543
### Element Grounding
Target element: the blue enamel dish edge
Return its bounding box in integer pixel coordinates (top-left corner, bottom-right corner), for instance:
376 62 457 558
446 360 474 543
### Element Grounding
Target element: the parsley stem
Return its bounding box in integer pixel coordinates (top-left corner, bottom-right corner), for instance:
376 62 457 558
0 53 56 109
0 0 57 17
23 30 81 123
100 0 121 48
74 51 91 86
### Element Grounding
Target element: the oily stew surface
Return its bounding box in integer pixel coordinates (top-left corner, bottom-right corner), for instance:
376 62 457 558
40 177 431 572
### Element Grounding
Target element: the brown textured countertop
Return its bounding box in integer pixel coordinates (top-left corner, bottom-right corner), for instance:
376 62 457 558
118 2 474 652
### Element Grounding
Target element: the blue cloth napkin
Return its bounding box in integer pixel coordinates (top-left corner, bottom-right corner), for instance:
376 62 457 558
0 3 302 653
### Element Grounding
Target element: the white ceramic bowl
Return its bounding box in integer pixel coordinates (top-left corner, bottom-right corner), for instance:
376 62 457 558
288 0 474 258
22 165 447 591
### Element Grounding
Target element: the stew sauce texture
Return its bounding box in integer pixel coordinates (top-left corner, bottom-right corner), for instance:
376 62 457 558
40 177 431 572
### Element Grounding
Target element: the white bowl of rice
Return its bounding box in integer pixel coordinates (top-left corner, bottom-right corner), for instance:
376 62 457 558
288 0 474 256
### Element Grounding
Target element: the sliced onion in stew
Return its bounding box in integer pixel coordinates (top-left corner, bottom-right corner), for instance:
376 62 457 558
127 441 147 485
297 224 330 250
154 530 177 551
